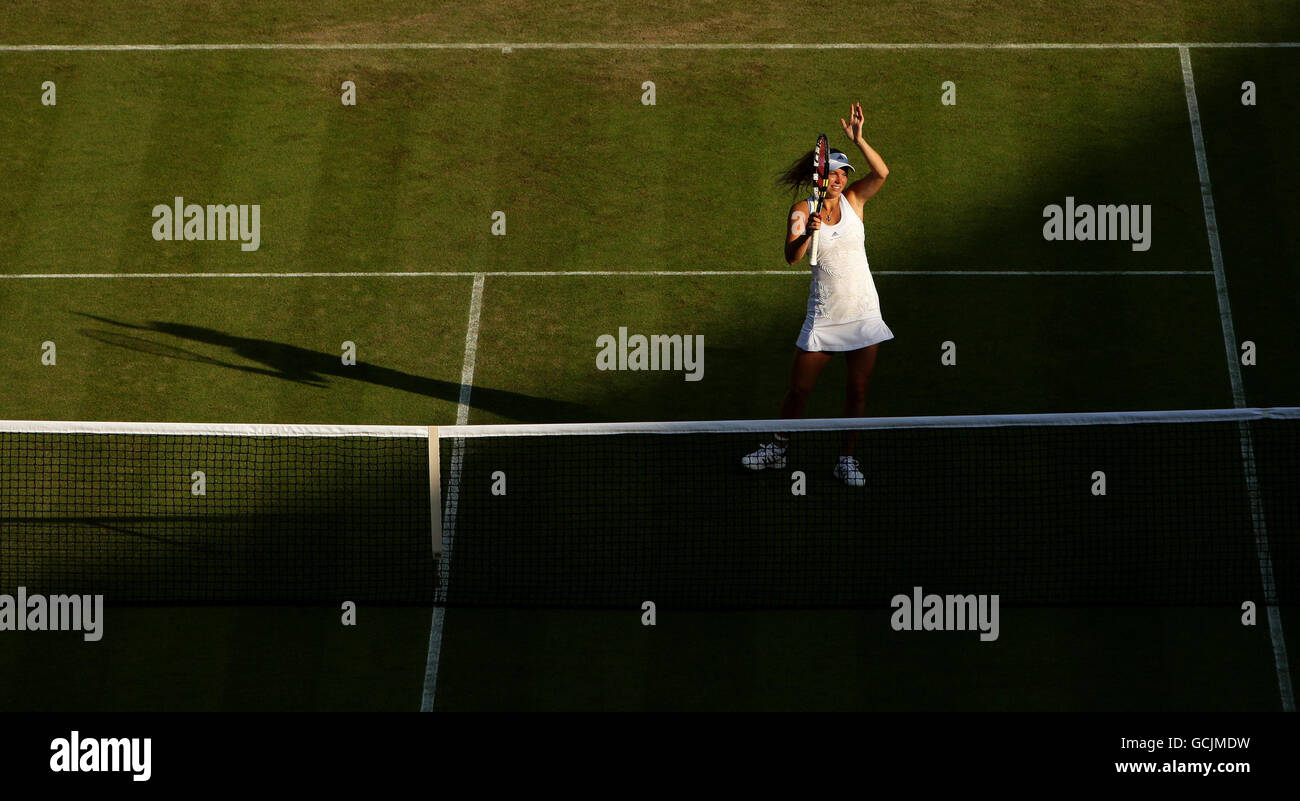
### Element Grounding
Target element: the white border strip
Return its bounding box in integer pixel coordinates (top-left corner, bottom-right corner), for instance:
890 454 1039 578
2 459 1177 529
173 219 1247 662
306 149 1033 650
439 407 1300 438
0 420 428 437
0 269 1214 279
0 42 1297 52
1180 47 1293 713
5 407 1298 438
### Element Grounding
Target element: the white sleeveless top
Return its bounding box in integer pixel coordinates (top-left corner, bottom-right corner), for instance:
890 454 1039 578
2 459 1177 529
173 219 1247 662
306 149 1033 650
805 196 884 324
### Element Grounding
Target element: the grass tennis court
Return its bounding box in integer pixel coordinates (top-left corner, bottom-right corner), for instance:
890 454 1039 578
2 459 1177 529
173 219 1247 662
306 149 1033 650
0 1 1296 711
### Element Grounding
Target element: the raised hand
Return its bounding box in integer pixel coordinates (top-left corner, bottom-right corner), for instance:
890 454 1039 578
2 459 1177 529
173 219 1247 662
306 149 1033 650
839 101 865 143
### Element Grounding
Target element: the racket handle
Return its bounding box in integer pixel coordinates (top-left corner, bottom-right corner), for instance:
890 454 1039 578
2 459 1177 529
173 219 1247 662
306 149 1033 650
810 230 821 267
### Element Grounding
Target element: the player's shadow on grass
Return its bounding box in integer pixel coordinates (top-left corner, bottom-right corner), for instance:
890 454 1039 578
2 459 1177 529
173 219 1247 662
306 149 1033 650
76 313 595 422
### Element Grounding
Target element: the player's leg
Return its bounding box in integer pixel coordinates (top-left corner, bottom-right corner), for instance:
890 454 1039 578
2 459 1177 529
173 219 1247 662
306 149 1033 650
833 344 878 486
779 348 833 419
838 344 878 454
743 348 831 471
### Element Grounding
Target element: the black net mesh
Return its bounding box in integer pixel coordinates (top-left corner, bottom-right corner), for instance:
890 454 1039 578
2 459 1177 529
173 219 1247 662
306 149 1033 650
2 414 1294 609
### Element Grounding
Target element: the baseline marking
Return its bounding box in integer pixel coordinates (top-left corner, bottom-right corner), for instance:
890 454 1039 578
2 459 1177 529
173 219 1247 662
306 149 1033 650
0 269 1212 279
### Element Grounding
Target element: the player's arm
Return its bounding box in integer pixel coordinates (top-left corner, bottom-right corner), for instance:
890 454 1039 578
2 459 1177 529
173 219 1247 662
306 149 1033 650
785 200 822 265
840 102 889 206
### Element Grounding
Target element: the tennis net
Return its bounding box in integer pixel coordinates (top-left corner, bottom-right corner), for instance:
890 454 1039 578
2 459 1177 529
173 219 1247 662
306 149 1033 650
2 409 1296 608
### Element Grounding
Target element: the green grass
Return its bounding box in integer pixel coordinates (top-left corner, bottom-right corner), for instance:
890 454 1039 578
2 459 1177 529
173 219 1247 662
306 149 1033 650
6 605 1284 712
0 3 1296 711
0 606 431 711
2 0 1298 46
1191 49 1300 409
0 279 472 423
471 273 1235 425
0 48 1223 278
435 607 1286 712
0 46 1273 423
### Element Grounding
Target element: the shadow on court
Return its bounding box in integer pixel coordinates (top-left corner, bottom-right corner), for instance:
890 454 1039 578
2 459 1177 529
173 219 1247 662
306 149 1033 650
74 313 597 422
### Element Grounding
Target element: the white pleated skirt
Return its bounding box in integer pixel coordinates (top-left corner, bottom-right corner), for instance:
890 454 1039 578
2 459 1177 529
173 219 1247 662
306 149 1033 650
796 315 894 352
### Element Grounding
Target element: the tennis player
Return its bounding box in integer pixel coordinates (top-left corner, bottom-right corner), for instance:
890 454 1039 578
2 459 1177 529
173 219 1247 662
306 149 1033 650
743 103 892 487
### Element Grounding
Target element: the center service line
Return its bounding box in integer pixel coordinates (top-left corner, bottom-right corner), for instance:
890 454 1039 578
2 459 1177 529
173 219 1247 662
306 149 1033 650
421 274 485 712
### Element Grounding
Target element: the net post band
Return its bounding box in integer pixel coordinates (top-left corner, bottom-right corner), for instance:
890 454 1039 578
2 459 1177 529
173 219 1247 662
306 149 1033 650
428 426 443 558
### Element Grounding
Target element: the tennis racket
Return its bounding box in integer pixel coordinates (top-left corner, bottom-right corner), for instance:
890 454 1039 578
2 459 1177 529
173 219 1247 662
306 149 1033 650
809 134 829 267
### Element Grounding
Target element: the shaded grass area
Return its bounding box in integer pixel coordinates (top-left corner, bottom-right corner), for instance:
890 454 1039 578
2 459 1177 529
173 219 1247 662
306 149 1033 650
4 604 1285 711
1191 49 1300 408
470 274 1232 424
5 605 1280 712
0 278 491 424
434 607 1286 711
0 268 1237 426
0 606 431 711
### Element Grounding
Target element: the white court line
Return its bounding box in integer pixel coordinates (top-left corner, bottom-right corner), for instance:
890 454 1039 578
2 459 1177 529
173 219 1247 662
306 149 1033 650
439 407 1300 438
0 269 1212 279
9 407 1296 438
0 42 1297 52
1180 49 1245 409
1180 46 1293 713
421 274 485 712
419 607 444 712
454 274 486 425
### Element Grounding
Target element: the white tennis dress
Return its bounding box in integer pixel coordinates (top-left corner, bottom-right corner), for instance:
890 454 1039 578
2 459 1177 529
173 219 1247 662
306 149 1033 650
796 195 894 352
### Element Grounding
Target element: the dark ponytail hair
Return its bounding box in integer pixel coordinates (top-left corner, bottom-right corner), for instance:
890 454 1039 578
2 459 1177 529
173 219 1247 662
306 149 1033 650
775 149 816 200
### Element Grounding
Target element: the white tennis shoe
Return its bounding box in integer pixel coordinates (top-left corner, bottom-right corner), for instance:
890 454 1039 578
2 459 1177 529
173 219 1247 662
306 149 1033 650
833 455 865 487
742 442 788 471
